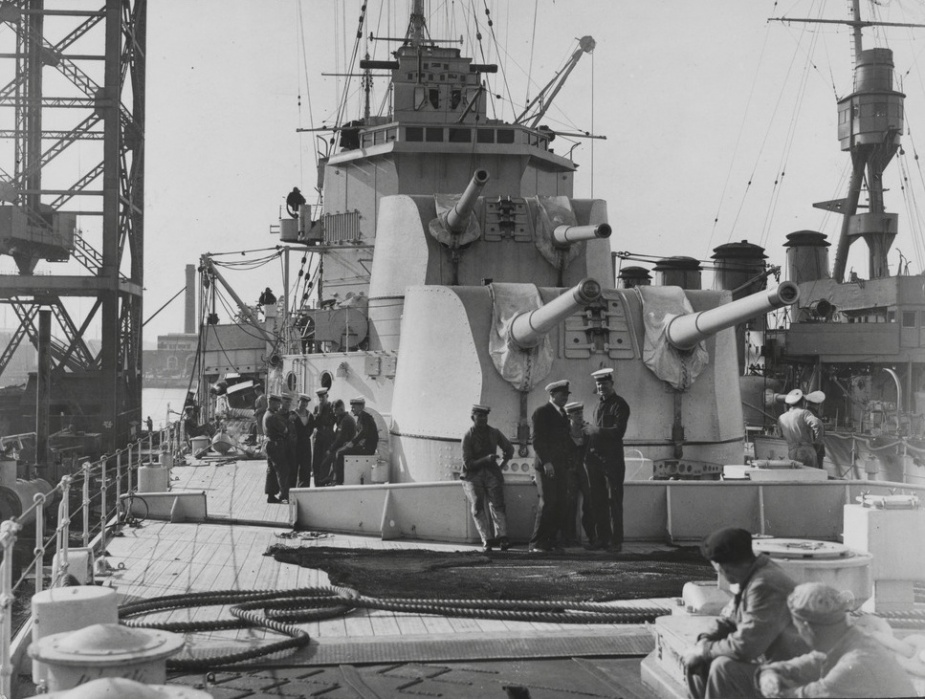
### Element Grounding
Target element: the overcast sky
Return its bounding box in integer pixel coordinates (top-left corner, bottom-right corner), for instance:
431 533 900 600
14 0 925 343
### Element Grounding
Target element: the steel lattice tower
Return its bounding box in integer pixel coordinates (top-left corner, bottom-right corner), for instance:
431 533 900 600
0 0 145 451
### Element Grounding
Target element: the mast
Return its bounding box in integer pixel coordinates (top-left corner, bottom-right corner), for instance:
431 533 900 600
773 1 925 282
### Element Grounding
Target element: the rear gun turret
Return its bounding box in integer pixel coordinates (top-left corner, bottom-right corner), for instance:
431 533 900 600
444 169 490 234
552 223 612 247
666 281 800 350
509 278 602 349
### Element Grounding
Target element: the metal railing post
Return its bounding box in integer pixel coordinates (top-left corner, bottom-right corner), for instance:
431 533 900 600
127 444 134 495
0 519 21 699
99 455 107 554
115 451 122 519
56 476 72 586
81 460 90 548
33 493 46 597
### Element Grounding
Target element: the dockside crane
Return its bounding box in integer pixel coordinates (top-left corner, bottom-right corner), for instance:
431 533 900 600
0 0 146 453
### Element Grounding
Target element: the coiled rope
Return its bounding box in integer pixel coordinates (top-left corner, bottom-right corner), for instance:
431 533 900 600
119 586 667 670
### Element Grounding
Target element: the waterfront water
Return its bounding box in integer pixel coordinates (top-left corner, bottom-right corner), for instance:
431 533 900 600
142 386 188 428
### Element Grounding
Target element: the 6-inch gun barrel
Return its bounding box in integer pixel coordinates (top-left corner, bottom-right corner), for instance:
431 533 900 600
445 169 490 233
666 281 800 350
509 278 602 349
553 223 612 247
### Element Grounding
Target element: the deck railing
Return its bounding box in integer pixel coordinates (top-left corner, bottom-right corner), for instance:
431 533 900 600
0 422 182 698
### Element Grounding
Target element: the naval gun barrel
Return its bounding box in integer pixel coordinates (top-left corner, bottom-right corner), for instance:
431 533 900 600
666 281 800 351
509 278 602 349
445 169 490 233
553 223 612 247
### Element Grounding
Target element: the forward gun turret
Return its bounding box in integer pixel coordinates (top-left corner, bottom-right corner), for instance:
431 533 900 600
666 281 800 350
552 223 612 248
509 278 602 349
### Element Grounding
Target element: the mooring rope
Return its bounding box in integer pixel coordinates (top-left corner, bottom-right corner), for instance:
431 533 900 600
119 585 667 670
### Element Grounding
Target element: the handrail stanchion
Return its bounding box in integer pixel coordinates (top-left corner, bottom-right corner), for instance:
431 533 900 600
115 451 122 519
33 492 46 596
99 455 107 555
128 444 134 495
0 520 21 699
81 460 90 548
56 476 72 586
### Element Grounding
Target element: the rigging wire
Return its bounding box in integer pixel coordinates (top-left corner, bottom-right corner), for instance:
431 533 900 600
758 16 822 248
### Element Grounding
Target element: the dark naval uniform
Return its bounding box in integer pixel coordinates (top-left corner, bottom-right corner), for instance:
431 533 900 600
312 397 336 485
586 386 630 549
289 402 315 488
263 402 291 501
327 410 356 485
529 399 572 550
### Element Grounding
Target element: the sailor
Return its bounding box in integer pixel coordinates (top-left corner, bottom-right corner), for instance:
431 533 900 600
564 400 598 546
253 383 267 438
682 527 808 699
263 394 291 503
528 380 573 552
804 390 826 468
312 387 336 485
183 405 199 440
288 393 315 488
777 389 821 468
324 399 356 485
583 368 631 552
460 404 513 552
757 583 916 698
286 186 307 219
332 398 379 481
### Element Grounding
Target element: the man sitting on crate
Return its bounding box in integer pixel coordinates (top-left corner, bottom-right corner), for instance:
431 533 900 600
331 397 379 483
682 527 808 699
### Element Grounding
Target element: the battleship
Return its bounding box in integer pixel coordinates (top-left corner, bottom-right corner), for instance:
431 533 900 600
1 2 925 698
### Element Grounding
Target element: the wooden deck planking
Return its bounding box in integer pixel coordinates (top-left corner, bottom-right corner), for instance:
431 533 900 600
100 457 675 652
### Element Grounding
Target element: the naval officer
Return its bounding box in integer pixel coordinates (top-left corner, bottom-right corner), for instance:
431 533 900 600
584 367 630 552
528 380 573 552
312 387 335 485
263 394 291 503
289 393 315 488
460 404 513 552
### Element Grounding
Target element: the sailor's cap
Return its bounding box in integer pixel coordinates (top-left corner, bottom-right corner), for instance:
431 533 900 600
564 401 584 414
591 368 614 382
281 393 293 402
804 390 826 405
784 389 804 405
471 404 491 414
268 393 282 402
314 387 329 396
349 396 366 405
545 380 570 394
297 393 312 402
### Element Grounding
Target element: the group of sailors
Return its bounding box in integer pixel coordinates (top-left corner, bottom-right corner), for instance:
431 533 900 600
460 367 631 554
683 526 916 699
253 384 379 504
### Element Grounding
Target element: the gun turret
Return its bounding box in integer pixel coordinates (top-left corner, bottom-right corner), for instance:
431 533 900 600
509 278 602 349
445 169 490 234
553 223 612 247
666 281 800 350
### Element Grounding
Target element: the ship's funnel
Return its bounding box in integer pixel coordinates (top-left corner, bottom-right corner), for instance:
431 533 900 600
552 223 611 247
508 278 602 349
666 281 800 351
